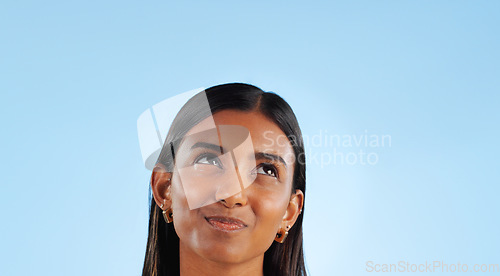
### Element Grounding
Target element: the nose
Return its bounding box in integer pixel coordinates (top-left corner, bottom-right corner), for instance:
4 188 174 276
217 189 248 208
215 163 250 208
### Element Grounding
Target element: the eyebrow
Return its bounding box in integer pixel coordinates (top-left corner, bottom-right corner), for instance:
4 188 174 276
191 142 225 154
255 152 287 168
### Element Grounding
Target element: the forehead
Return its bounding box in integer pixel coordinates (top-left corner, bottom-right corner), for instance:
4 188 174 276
186 110 295 164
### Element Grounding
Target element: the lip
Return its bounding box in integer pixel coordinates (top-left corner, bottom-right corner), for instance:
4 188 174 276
205 216 248 232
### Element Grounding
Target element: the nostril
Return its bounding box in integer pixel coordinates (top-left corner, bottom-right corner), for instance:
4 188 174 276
219 199 229 208
216 192 230 201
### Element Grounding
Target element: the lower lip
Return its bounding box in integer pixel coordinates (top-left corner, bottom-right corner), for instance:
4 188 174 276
205 218 246 232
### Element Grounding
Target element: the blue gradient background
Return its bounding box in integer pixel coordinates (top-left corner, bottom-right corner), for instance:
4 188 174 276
1 1 499 275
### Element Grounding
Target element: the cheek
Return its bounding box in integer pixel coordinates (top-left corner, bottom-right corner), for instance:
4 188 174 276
170 181 200 240
246 195 290 255
172 209 199 243
251 190 290 232
250 175 294 228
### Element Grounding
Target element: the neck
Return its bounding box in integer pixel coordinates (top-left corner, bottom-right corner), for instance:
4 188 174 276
179 241 264 276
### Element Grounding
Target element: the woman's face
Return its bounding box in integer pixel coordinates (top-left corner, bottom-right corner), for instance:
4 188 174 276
153 110 303 264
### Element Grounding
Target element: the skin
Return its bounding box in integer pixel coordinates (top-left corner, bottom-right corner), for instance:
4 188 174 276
151 110 304 276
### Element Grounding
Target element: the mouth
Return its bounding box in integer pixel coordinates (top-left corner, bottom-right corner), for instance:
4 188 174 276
205 216 248 232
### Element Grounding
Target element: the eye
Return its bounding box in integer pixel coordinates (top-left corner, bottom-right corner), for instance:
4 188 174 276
194 153 223 169
256 163 278 178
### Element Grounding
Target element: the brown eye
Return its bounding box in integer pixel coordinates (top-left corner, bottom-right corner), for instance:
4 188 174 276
256 163 278 178
194 153 223 169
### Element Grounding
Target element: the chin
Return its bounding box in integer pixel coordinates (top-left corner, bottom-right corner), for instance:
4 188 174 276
198 242 252 264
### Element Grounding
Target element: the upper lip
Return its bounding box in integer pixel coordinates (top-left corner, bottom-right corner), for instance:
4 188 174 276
204 215 248 227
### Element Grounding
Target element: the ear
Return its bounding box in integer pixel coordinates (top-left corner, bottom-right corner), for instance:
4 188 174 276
150 163 173 210
281 189 304 229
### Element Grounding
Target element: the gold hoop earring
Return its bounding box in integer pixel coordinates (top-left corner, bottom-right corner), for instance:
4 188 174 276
274 227 289 243
162 207 173 223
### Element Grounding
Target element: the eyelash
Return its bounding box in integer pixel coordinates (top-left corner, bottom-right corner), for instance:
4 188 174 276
194 152 223 169
194 152 280 179
255 162 279 178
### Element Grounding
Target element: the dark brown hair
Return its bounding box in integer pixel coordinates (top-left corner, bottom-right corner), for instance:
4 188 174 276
142 83 307 276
